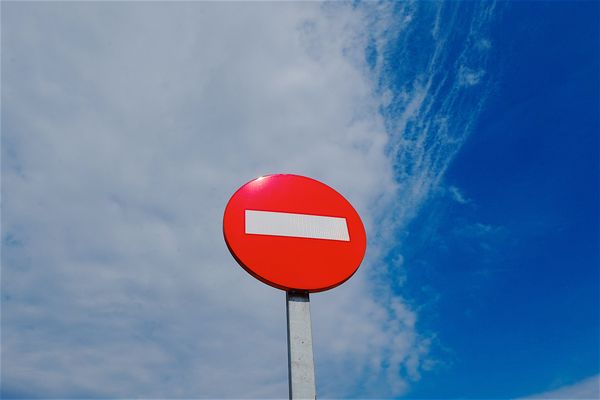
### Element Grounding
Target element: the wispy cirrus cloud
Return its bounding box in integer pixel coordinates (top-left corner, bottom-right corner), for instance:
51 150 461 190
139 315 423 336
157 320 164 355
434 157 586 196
448 185 471 204
2 2 498 398
363 1 501 232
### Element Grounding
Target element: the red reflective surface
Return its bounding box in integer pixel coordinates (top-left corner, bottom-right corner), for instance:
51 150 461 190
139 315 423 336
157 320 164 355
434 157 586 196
223 174 367 292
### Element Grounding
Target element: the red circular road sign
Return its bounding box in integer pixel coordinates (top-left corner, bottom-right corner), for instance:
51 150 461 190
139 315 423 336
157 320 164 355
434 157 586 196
223 174 367 292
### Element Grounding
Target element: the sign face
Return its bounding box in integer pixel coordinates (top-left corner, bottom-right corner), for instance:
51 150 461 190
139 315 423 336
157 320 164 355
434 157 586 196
223 174 366 292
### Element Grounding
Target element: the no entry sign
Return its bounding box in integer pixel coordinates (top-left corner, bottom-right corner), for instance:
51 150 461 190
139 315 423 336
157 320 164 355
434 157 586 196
223 174 367 292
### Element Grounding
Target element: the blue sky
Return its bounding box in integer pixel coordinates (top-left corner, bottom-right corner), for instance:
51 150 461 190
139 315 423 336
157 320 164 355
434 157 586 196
1 1 598 399
397 2 599 398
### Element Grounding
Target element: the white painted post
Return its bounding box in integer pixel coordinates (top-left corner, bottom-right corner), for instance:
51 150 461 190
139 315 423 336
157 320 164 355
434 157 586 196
286 291 316 399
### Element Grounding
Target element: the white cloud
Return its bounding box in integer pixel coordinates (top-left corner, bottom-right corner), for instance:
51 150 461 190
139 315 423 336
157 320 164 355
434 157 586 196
458 66 486 87
449 185 471 204
1 1 497 398
372 1 499 231
521 375 600 399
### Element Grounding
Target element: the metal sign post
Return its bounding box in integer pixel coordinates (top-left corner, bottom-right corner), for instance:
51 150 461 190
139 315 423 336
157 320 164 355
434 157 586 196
286 292 316 400
223 175 367 399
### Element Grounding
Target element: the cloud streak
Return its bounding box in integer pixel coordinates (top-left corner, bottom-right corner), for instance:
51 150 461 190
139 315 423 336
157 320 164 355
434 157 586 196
368 1 500 231
521 375 600 399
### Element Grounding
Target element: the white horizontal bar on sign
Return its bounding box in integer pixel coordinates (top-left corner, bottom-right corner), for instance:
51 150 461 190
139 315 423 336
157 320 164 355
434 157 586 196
245 210 350 241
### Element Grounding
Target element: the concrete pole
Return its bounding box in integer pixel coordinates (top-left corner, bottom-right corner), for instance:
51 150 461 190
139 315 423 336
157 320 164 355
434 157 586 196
286 291 316 399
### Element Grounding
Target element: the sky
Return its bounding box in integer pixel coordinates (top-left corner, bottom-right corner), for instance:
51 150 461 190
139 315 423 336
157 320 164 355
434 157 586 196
1 1 598 399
